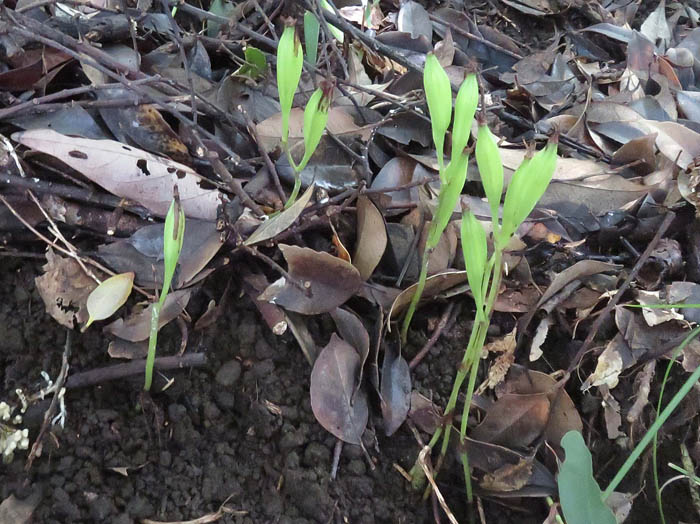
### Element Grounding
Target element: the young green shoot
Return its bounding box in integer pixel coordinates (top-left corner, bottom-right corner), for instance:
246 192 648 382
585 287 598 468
400 63 477 345
276 20 331 209
406 67 558 504
144 186 186 391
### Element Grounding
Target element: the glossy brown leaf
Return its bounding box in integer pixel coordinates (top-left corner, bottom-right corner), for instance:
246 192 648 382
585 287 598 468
470 393 550 449
310 334 368 445
380 341 411 436
330 307 370 375
353 196 387 280
258 245 363 315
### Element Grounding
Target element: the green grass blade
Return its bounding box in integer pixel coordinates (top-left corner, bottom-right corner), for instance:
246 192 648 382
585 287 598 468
304 11 320 67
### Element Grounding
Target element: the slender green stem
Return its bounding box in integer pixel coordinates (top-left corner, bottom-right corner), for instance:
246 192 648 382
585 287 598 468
603 327 700 499
143 302 161 391
401 248 431 345
282 140 301 209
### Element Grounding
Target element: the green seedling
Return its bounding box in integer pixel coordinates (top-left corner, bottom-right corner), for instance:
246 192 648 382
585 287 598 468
400 59 477 345
304 10 320 67
235 46 267 80
558 431 616 524
276 19 332 208
406 55 559 507
144 186 186 391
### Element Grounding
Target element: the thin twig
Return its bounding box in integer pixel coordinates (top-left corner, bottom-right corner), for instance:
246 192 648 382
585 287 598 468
410 302 459 369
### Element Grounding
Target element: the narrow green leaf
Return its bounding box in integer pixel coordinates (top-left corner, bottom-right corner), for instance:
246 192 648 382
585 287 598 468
426 151 469 249
320 0 345 42
461 211 487 316
85 272 134 328
161 191 186 306
558 431 616 524
423 53 452 175
475 121 503 222
451 73 478 164
501 136 557 244
304 11 320 67
298 86 331 171
277 23 304 145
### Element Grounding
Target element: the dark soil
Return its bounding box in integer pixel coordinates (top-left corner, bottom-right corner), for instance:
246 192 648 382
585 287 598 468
0 256 481 523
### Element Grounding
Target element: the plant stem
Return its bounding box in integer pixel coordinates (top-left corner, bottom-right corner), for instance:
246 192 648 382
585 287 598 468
143 301 161 391
282 140 301 209
603 327 700 499
401 247 431 345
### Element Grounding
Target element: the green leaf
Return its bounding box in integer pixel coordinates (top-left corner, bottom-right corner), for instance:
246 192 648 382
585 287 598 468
558 431 616 524
277 23 304 145
461 211 487 317
451 73 478 164
423 53 452 175
236 46 267 79
161 191 186 306
426 151 469 249
501 137 557 244
320 0 345 42
298 87 330 171
85 272 134 328
304 11 320 67
475 122 503 222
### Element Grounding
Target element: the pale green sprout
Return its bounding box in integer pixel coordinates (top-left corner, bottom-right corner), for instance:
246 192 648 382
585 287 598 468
400 64 476 345
303 11 320 67
475 118 504 223
423 53 452 177
277 23 303 149
408 62 559 506
144 187 185 391
451 74 478 166
275 20 331 209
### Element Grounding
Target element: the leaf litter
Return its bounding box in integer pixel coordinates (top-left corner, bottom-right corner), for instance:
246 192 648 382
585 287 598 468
4 0 700 521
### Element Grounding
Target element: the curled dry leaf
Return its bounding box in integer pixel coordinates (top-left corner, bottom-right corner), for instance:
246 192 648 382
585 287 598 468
330 307 370 388
388 270 466 319
104 288 192 342
85 272 134 328
35 249 99 329
353 196 388 280
244 184 314 246
503 367 583 448
258 245 363 315
98 220 223 288
380 341 411 436
12 129 221 220
408 390 442 434
470 393 550 449
310 334 368 445
463 437 557 498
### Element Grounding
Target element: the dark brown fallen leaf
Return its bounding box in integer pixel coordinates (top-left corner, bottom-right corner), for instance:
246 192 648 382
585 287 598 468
35 249 99 329
258 244 363 315
310 334 368 445
380 340 411 436
331 307 370 391
388 270 466 319
104 288 192 342
470 393 550 449
353 196 388 281
408 390 442 434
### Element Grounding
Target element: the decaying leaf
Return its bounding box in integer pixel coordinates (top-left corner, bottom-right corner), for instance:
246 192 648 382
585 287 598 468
479 458 533 492
353 196 388 280
98 220 223 288
388 271 466 319
463 437 557 497
408 391 442 434
13 129 221 220
380 341 411 436
259 245 362 315
104 288 192 342
471 393 550 449
85 272 134 328
310 334 368 445
502 367 583 448
35 249 99 329
331 307 370 387
0 489 42 524
244 184 314 246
